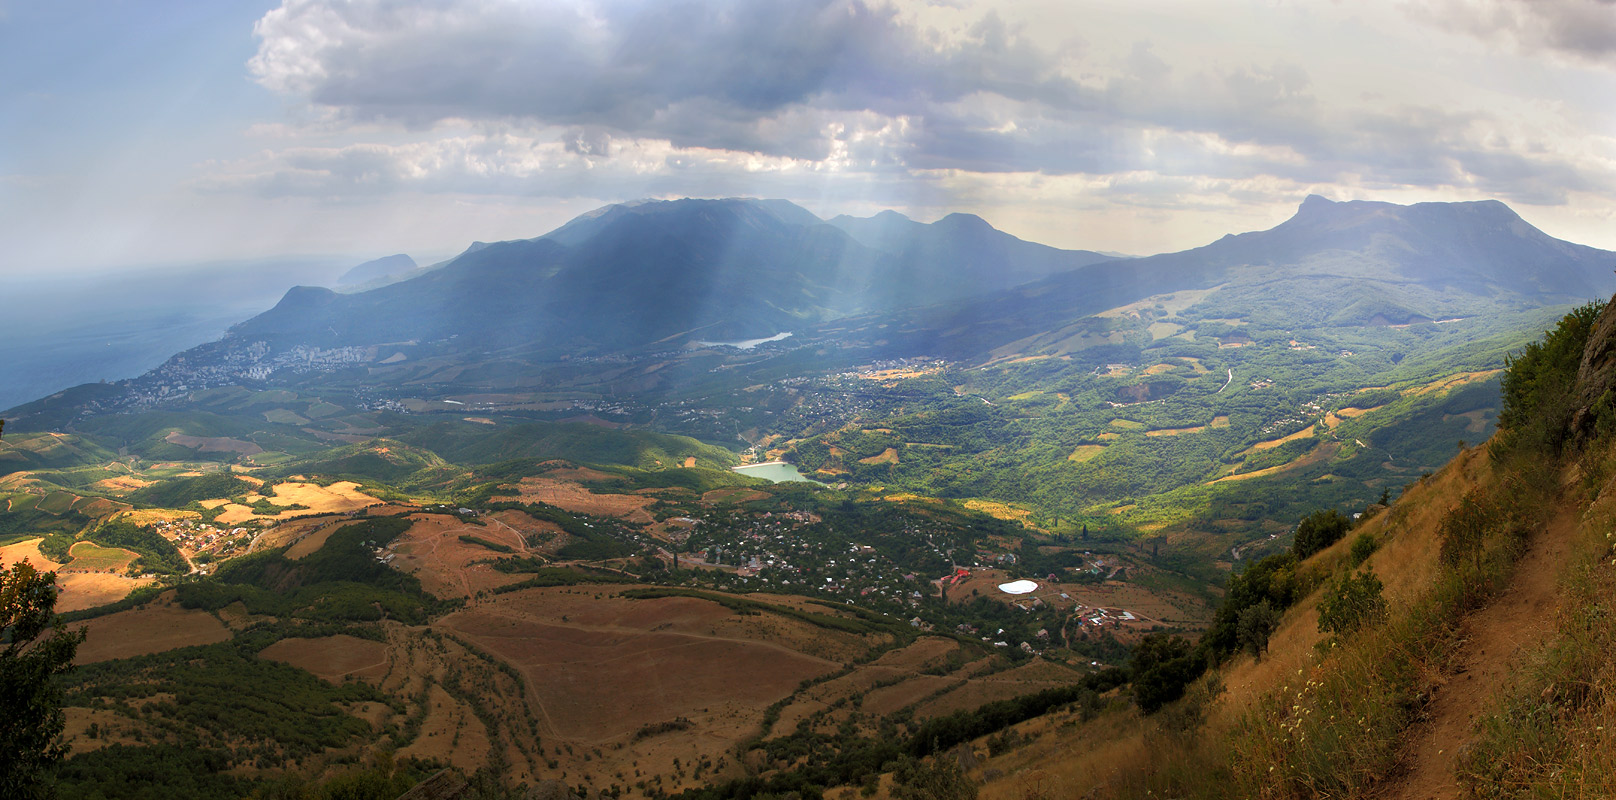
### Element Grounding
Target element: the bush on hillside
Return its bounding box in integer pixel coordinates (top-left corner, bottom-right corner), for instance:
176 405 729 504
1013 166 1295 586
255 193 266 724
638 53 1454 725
1439 489 1496 573
1293 508 1351 559
1348 531 1379 567
1317 569 1388 637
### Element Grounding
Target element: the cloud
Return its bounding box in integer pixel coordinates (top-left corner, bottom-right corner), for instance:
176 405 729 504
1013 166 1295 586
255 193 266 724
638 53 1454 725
1408 0 1616 63
248 1 1061 148
236 0 1616 214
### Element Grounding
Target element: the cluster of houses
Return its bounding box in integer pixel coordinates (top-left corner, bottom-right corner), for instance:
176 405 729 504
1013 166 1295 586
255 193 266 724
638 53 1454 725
152 517 251 562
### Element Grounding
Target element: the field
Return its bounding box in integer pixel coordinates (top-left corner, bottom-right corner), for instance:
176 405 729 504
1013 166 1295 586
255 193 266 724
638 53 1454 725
259 635 390 683
386 513 536 597
420 585 881 791
163 431 263 455
0 537 155 613
64 541 138 572
493 476 656 523
71 601 231 664
440 588 845 736
212 480 380 525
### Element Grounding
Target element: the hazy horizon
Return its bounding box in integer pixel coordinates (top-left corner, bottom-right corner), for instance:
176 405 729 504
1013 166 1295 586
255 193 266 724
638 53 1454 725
4 0 1615 276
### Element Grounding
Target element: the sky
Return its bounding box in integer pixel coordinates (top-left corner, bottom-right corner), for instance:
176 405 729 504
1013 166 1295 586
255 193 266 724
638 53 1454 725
3 0 1616 274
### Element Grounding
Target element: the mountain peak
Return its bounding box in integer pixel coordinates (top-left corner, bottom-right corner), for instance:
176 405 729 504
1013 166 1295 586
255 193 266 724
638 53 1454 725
936 212 993 231
1300 194 1336 210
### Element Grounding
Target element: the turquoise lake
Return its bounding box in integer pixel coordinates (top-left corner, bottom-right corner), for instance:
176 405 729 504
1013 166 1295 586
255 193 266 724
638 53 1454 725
731 461 812 483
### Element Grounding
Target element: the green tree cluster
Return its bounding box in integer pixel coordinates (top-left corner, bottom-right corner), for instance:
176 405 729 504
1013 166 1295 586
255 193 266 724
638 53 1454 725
1498 299 1605 453
1130 632 1206 713
1293 508 1351 559
1 557 84 798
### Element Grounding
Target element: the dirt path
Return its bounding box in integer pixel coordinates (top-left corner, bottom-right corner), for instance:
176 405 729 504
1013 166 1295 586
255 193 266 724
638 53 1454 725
1380 505 1578 800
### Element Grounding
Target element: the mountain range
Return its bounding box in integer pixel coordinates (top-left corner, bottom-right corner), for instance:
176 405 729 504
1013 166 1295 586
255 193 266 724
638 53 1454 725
7 194 1614 425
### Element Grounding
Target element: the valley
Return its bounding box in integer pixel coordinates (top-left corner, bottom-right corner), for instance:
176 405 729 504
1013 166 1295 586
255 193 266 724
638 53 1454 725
4 194 1614 799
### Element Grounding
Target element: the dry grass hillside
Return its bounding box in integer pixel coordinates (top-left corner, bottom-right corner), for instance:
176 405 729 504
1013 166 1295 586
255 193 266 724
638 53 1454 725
938 300 1616 800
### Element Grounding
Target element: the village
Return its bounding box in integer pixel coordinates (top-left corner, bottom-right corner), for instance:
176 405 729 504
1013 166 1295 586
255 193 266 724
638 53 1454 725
664 502 1163 664
148 516 255 571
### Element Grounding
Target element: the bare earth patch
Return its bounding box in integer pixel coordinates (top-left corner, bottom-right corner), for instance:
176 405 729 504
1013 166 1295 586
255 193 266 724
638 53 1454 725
1212 443 1338 484
493 477 656 523
259 635 390 683
388 514 533 598
1146 424 1205 437
72 603 230 664
438 589 847 744
1244 426 1317 453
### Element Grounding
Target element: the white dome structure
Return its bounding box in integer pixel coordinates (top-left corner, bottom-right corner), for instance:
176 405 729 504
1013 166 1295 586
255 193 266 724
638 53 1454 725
998 579 1038 595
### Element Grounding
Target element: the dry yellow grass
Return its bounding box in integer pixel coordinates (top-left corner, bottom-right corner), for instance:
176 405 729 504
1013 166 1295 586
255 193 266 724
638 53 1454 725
1406 370 1501 397
1069 445 1106 462
858 447 900 465
1211 442 1337 484
212 481 380 525
1335 404 1384 418
1244 426 1316 453
962 499 1034 523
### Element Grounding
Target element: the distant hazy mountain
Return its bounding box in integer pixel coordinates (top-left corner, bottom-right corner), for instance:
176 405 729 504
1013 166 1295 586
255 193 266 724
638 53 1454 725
827 209 1117 298
11 195 1612 422
228 197 1121 353
884 195 1616 358
337 254 417 287
0 256 351 410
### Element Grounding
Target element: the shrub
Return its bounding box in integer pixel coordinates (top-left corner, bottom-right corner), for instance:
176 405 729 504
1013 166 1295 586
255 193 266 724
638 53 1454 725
1438 490 1495 573
1317 570 1388 637
1348 532 1378 567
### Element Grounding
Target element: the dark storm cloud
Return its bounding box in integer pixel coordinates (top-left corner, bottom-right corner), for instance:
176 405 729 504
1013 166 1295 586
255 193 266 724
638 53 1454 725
1412 0 1616 63
252 0 1076 154
243 0 1612 208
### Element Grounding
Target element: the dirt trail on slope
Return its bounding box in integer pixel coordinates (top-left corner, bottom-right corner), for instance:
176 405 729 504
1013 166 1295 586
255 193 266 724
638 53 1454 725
1380 505 1578 800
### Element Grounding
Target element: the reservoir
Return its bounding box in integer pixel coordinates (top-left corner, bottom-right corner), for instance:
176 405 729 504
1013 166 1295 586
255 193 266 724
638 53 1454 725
695 331 793 350
732 461 813 483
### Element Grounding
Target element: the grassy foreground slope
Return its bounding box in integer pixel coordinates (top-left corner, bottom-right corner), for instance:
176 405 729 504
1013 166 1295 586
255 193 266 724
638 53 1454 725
944 299 1616 799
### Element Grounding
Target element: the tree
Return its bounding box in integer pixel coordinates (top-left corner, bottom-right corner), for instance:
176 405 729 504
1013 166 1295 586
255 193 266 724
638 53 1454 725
1131 632 1206 713
1236 600 1278 660
1293 508 1350 559
1 558 85 798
